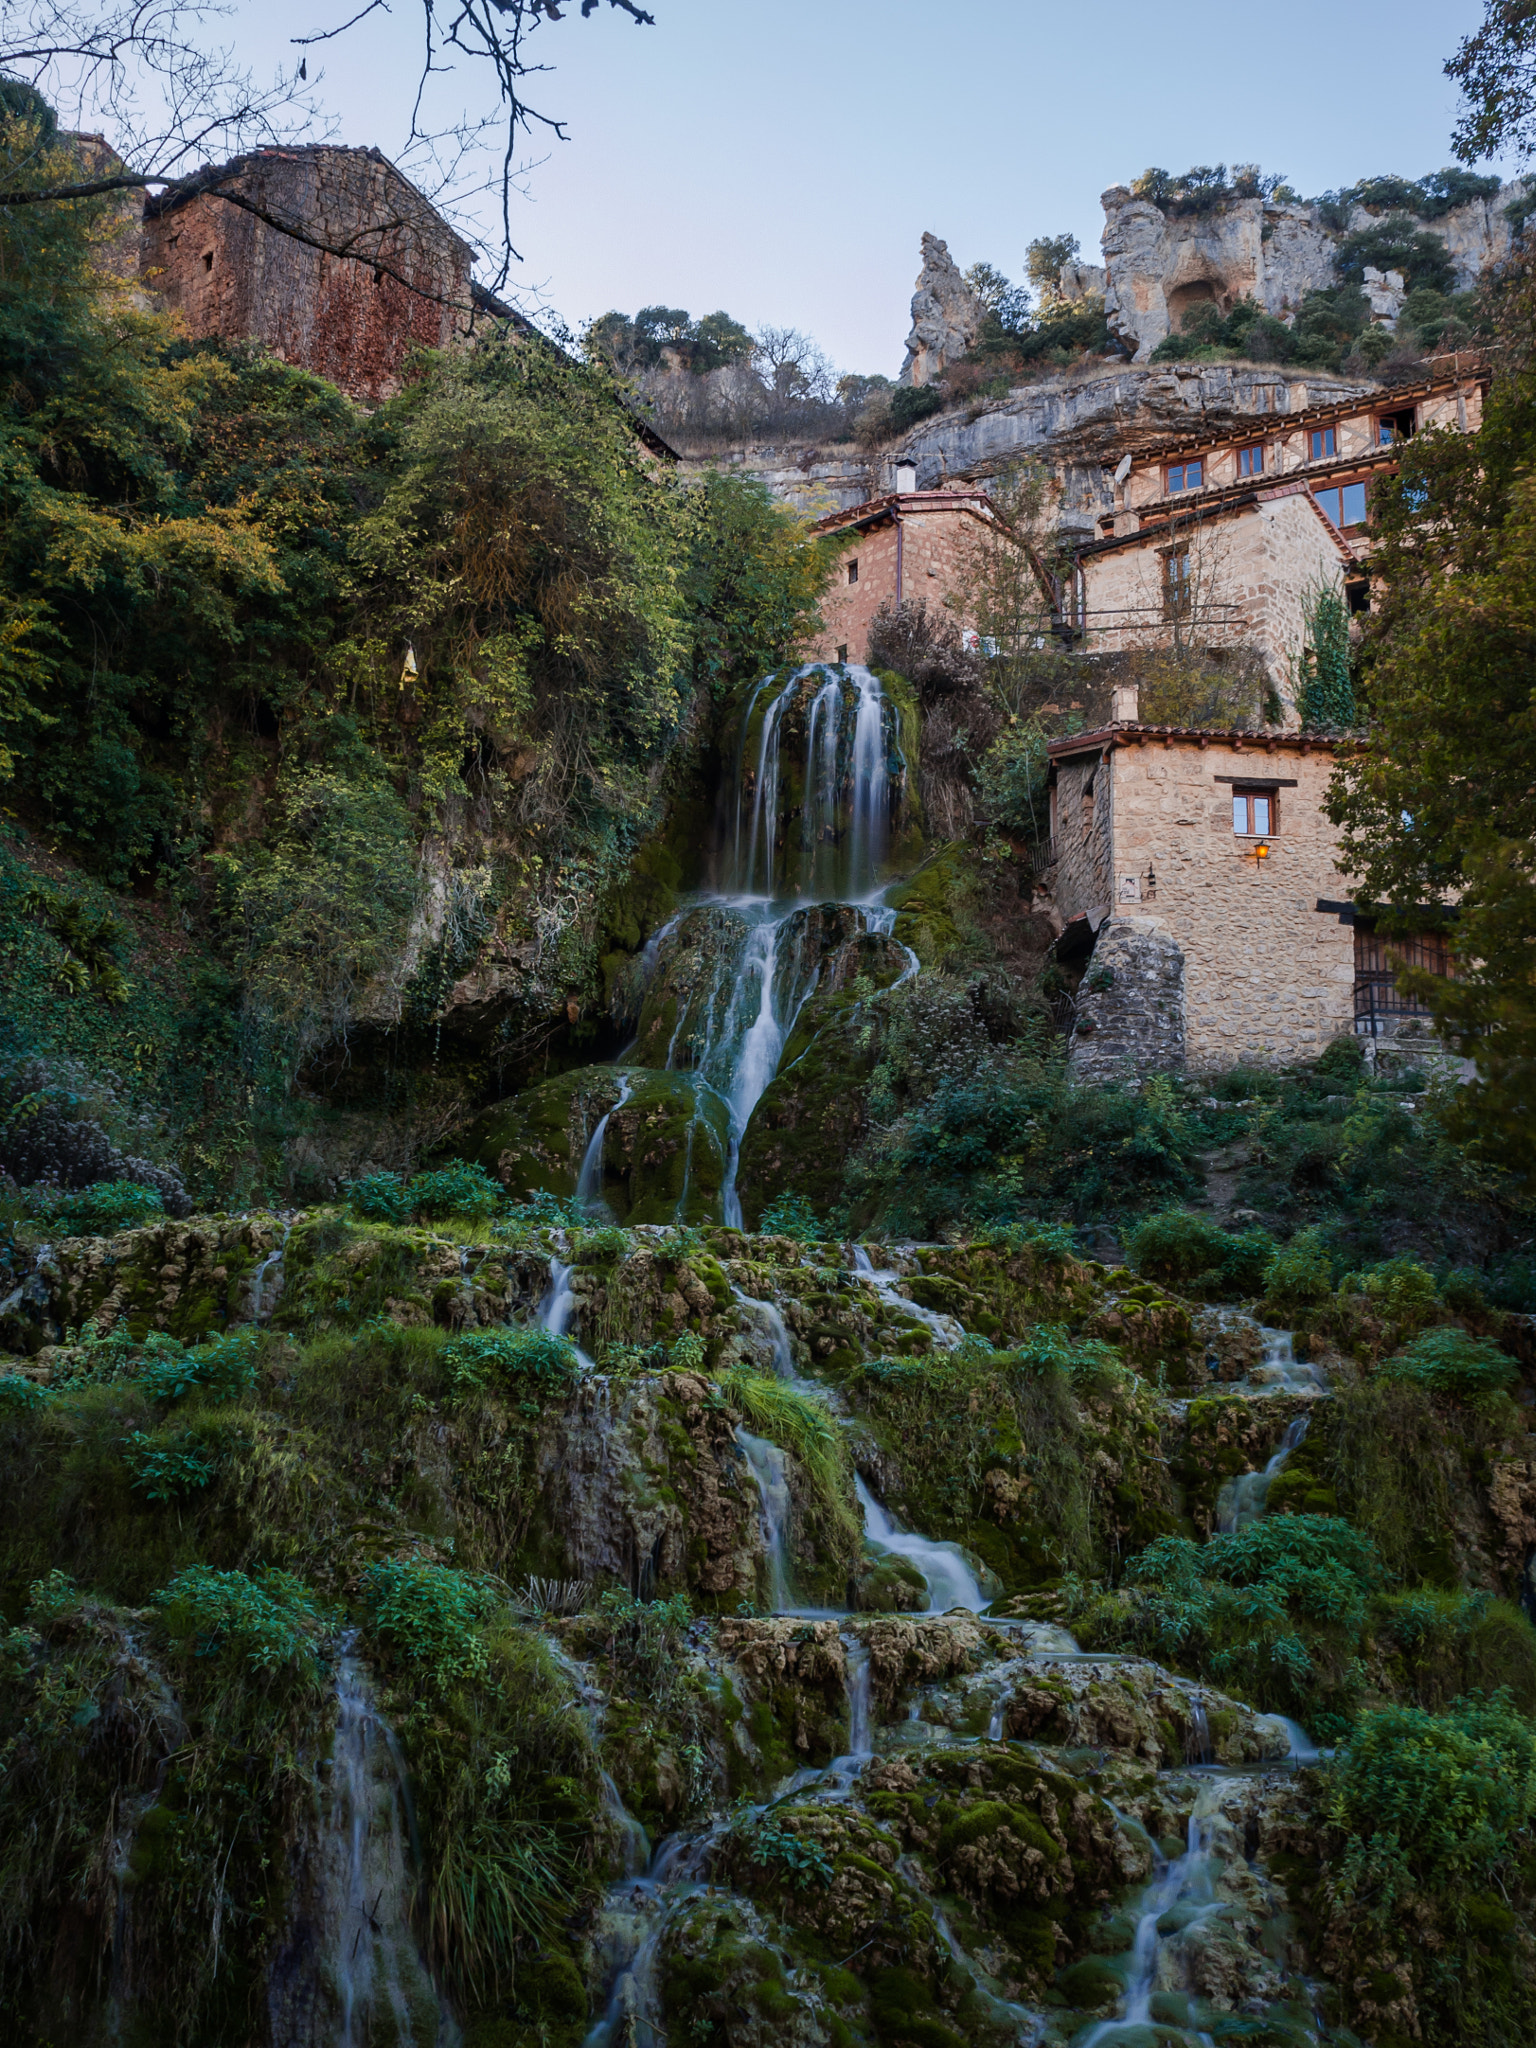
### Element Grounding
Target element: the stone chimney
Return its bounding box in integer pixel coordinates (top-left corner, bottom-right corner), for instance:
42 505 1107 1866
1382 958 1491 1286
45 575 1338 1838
1111 680 1140 724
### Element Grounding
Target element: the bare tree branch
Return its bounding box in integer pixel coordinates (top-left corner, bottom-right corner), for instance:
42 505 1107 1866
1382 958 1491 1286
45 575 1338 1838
0 0 658 294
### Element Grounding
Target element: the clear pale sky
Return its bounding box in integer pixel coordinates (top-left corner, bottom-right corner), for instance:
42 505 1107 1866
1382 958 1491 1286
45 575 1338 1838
200 0 1509 377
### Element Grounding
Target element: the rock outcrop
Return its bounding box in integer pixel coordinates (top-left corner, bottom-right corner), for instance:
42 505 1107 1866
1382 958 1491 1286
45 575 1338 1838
899 232 983 387
1100 177 1530 360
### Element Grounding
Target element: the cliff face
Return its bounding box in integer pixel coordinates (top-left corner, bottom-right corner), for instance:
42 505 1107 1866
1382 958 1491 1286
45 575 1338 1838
682 361 1380 537
1100 179 1529 360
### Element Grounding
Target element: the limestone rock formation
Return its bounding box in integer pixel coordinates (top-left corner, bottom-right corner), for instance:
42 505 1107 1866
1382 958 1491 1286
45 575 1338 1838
1100 176 1531 361
898 232 983 387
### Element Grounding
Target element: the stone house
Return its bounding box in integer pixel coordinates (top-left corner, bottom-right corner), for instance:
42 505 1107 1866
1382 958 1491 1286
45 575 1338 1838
1044 687 1450 1075
140 145 475 404
1071 362 1488 704
806 477 1039 664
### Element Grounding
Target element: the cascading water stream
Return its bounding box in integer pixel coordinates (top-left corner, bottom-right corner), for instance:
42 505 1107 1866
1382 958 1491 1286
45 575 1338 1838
1216 1415 1309 1533
245 1215 294 1324
1080 1778 1237 2048
855 1476 987 1614
576 1075 634 1214
268 1634 454 2047
851 1245 965 1351
736 1429 794 1610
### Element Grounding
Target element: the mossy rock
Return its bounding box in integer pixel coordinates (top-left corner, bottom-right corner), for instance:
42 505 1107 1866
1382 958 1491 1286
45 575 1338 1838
466 1065 728 1223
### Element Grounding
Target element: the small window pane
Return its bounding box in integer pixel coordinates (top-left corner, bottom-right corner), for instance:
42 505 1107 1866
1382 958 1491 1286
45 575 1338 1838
1187 459 1203 487
1341 481 1368 526
1233 794 1246 832
1252 795 1271 835
1317 487 1342 526
1168 463 1184 491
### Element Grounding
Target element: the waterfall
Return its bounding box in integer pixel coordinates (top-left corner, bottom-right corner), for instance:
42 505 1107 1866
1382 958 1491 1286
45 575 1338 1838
576 1075 633 1214
1247 1327 1329 1395
537 1258 597 1371
1080 1779 1234 2048
855 1476 986 1614
841 1633 873 1759
244 1215 294 1324
851 1246 965 1352
267 1636 453 2048
1216 1415 1309 1533
726 664 900 901
737 1429 794 1611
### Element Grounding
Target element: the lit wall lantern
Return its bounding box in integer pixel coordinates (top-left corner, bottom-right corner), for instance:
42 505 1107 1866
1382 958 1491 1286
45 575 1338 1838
1254 841 1270 861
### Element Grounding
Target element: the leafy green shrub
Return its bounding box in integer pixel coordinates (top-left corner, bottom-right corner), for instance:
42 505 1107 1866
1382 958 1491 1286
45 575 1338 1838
362 1560 503 1686
348 1171 411 1222
1314 1035 1365 1082
1126 1209 1275 1300
0 1372 46 1409
670 1329 706 1372
25 1568 82 1623
26 1178 165 1234
139 1328 258 1406
574 1224 630 1265
502 1189 582 1233
1262 1225 1338 1309
441 1326 578 1402
1381 1326 1518 1398
408 1161 502 1219
1089 1515 1383 1721
155 1565 322 1676
1341 1255 1440 1328
1013 1323 1123 1387
1329 1692 1536 1884
760 1191 824 1242
123 1429 219 1500
597 1589 694 1704
736 1811 834 1890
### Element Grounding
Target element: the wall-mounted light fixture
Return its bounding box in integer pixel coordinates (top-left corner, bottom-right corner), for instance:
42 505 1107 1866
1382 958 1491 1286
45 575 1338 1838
1254 840 1270 861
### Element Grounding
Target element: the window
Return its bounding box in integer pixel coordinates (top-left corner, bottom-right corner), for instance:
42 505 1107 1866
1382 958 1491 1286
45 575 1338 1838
847 559 859 584
1315 480 1369 530
1377 408 1415 446
836 644 848 663
1355 925 1455 1033
1167 458 1203 493
202 251 214 272
1232 788 1275 836
1345 577 1371 615
1309 426 1337 460
1162 544 1192 615
1237 443 1265 478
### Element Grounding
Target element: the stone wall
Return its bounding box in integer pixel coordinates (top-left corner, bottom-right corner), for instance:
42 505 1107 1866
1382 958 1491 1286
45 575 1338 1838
1098 735 1357 1068
1080 492 1350 704
141 146 472 403
1049 753 1112 926
1067 918 1186 1081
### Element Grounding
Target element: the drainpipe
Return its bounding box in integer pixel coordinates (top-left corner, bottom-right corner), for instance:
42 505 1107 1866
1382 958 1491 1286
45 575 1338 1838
895 510 904 609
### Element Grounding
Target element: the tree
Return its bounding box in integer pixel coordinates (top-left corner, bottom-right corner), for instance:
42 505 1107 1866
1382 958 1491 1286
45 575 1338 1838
1328 257 1536 1188
0 0 657 290
1448 0 1536 162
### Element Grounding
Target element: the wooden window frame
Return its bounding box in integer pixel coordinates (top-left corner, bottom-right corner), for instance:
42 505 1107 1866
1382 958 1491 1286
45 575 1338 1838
1236 443 1265 479
1231 785 1278 837
1162 541 1192 617
1166 457 1204 494
1377 407 1415 447
846 558 859 584
1309 426 1338 461
1314 478 1370 532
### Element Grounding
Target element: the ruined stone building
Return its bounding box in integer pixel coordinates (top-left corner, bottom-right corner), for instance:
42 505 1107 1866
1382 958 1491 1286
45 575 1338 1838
140 146 474 404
